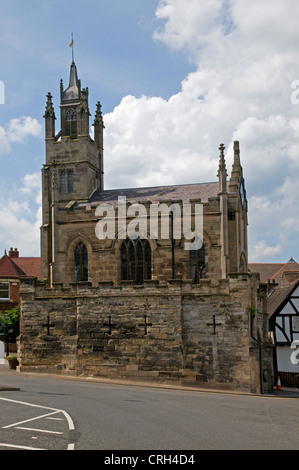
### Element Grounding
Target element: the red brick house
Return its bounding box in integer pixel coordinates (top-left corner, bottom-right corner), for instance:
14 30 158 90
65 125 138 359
0 248 41 312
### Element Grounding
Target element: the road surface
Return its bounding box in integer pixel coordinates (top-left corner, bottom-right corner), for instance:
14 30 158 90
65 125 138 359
0 372 298 451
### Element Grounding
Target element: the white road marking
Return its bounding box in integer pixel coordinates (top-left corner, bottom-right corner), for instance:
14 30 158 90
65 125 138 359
46 417 64 421
0 397 75 430
0 443 46 450
2 410 60 429
16 426 63 435
0 396 75 450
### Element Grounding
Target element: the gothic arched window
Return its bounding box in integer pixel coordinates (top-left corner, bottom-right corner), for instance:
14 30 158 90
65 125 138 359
75 242 88 282
190 244 206 283
65 108 77 138
60 170 66 194
121 239 151 285
60 169 74 194
67 170 74 193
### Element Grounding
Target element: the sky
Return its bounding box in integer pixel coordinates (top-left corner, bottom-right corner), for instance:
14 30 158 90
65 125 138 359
0 0 299 264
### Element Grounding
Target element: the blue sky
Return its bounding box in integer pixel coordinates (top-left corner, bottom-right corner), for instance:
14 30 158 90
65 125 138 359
1 0 299 264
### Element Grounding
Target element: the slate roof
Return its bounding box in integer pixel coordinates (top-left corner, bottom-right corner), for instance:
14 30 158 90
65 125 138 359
78 181 220 207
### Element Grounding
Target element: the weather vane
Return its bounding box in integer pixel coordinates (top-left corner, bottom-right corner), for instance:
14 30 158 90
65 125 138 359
69 33 74 63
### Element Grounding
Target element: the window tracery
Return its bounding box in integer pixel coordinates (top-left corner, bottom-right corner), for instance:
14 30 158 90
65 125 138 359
121 239 151 285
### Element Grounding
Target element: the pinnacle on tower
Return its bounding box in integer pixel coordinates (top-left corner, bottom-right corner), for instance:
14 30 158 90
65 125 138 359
217 143 228 193
44 93 56 119
44 92 56 139
229 140 243 193
93 101 104 127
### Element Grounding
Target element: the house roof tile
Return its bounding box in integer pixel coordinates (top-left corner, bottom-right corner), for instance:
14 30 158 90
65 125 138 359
0 253 41 280
0 254 26 278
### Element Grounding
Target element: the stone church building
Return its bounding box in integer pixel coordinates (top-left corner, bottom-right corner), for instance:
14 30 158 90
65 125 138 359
18 60 274 393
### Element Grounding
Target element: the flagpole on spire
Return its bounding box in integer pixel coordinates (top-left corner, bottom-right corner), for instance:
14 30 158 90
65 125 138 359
69 33 74 63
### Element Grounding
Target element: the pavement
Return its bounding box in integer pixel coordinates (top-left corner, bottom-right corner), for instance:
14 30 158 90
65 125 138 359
0 369 299 397
272 388 299 398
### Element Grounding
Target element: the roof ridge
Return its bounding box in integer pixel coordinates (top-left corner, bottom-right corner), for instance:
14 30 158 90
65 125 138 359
0 254 26 277
94 181 219 193
270 260 299 280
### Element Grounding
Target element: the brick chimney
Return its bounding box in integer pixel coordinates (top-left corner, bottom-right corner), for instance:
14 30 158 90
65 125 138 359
9 247 19 258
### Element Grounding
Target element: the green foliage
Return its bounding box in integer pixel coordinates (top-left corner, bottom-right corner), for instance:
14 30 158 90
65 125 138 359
0 305 20 343
250 306 256 317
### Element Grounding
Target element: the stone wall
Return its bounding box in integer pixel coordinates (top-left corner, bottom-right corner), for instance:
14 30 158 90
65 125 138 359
18 273 273 393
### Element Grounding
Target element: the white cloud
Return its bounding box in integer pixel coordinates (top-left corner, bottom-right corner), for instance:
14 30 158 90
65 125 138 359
0 116 42 156
154 0 224 53
0 126 11 155
1 0 298 263
20 171 41 198
6 116 42 143
102 0 299 263
0 202 41 257
250 241 282 263
0 170 42 257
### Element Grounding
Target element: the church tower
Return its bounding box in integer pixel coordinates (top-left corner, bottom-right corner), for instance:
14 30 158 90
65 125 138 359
41 58 104 284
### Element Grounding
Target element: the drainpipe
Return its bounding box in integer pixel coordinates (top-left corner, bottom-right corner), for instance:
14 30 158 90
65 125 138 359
171 211 175 279
250 312 264 394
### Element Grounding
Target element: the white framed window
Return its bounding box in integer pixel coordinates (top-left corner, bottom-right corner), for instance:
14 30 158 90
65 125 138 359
0 282 9 300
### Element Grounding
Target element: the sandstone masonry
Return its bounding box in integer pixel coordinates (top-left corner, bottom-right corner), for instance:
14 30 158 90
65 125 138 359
18 59 274 393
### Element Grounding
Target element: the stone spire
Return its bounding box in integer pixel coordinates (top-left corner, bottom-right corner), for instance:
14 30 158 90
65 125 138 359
61 61 80 102
217 143 228 193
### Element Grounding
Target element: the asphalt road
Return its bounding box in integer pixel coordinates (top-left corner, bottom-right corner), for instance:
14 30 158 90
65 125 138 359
0 372 298 451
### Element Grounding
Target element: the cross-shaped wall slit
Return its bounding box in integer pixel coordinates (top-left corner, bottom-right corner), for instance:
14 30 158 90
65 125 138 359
104 315 117 335
139 315 152 335
207 315 221 335
43 315 55 336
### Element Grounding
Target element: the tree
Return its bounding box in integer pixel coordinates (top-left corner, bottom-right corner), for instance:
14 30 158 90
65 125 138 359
0 305 20 354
